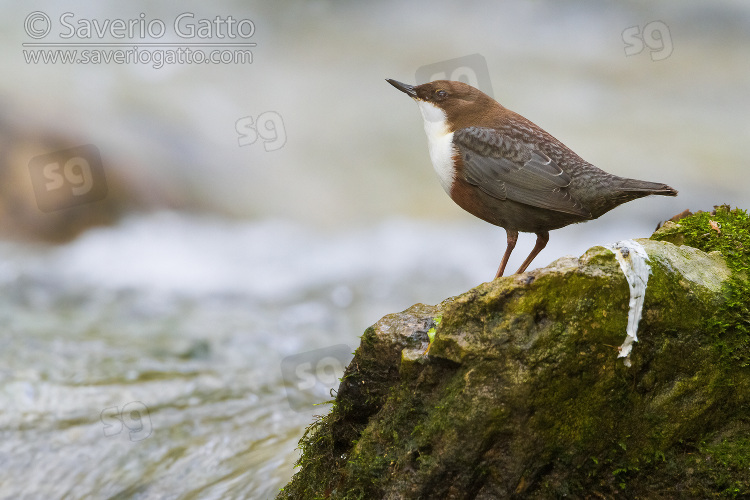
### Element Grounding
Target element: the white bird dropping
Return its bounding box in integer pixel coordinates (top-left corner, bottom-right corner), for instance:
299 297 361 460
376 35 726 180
604 239 652 367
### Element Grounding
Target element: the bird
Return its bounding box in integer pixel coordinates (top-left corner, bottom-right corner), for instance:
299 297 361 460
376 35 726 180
386 78 678 279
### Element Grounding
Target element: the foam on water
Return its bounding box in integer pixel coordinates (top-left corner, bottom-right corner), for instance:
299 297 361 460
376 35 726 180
0 211 660 309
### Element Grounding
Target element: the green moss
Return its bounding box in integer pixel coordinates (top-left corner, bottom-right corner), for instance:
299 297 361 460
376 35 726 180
697 434 750 497
427 314 442 343
652 205 750 365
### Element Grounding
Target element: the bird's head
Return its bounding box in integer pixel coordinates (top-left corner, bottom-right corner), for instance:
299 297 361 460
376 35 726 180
386 79 503 132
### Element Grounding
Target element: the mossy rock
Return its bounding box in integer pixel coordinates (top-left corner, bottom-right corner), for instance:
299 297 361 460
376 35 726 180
279 206 750 499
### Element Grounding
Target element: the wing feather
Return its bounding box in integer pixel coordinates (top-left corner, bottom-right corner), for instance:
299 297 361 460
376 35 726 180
454 127 591 218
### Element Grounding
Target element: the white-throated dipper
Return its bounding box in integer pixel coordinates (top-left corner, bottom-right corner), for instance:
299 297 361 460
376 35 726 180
386 78 678 278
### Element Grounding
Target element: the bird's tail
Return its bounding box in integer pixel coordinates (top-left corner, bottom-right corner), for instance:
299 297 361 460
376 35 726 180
618 178 678 197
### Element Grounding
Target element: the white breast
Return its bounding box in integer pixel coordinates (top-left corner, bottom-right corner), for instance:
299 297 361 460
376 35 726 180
416 101 456 194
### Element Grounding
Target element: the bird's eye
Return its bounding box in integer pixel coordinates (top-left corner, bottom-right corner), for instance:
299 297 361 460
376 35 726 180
436 90 447 99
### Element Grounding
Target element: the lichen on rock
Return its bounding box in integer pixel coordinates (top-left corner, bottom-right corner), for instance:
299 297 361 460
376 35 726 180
279 206 750 499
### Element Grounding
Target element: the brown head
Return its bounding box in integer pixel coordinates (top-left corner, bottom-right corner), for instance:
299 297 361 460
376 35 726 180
386 79 505 131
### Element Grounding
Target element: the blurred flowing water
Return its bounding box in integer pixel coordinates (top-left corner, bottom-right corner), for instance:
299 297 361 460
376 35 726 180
0 211 669 499
1 0 749 498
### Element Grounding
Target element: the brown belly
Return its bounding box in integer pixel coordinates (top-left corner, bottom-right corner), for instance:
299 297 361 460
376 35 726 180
448 177 588 233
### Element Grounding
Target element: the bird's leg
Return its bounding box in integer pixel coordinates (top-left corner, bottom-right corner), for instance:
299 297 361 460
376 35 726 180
516 231 549 274
495 229 519 279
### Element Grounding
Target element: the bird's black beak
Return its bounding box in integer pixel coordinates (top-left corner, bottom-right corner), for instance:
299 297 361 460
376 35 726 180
386 79 417 98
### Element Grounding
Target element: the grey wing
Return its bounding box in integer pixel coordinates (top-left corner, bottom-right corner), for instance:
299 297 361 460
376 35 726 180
454 127 592 218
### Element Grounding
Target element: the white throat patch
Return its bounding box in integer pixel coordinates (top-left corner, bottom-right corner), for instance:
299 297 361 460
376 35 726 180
416 100 456 194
